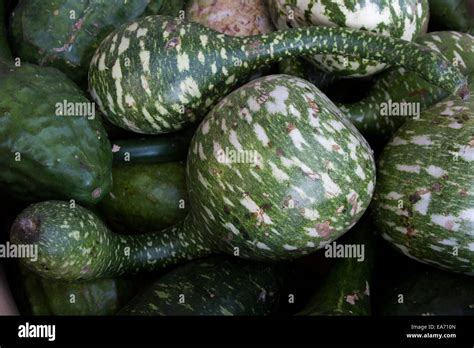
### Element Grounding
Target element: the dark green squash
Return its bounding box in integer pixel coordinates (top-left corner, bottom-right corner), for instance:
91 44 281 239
19 266 137 316
298 218 374 316
0 63 112 204
119 257 280 316
98 161 188 234
9 0 184 85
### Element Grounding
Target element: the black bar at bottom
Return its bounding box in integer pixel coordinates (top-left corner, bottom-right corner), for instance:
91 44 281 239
0 316 473 345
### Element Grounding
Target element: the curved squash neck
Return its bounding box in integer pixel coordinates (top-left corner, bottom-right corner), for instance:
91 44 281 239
234 26 468 99
118 213 213 274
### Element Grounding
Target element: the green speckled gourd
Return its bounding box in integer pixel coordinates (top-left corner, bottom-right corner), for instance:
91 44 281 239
268 0 429 77
88 15 468 135
0 64 112 204
379 265 474 316
429 0 474 34
340 31 474 146
298 218 373 316
98 161 188 234
0 0 11 62
372 79 474 275
11 75 376 280
9 0 174 85
19 266 137 315
119 257 280 315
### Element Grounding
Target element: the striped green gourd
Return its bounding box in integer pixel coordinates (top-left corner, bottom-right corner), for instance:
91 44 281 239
268 0 429 77
9 0 180 85
119 257 280 316
19 266 137 315
372 78 474 275
0 63 112 204
98 161 188 234
88 15 468 135
11 74 376 280
298 218 373 316
339 31 474 146
429 0 474 34
0 0 11 62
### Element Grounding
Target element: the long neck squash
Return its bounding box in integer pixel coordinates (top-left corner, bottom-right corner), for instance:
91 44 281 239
267 0 429 77
88 15 468 135
12 74 376 281
339 31 474 146
119 257 280 316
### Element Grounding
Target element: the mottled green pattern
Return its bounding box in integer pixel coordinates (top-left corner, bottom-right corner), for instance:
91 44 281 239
340 31 474 145
89 15 467 134
268 0 429 76
0 0 11 62
372 80 474 275
380 266 474 315
99 162 188 234
298 219 373 315
187 75 375 260
0 64 112 204
10 0 156 84
20 266 136 315
119 258 280 316
11 75 375 280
